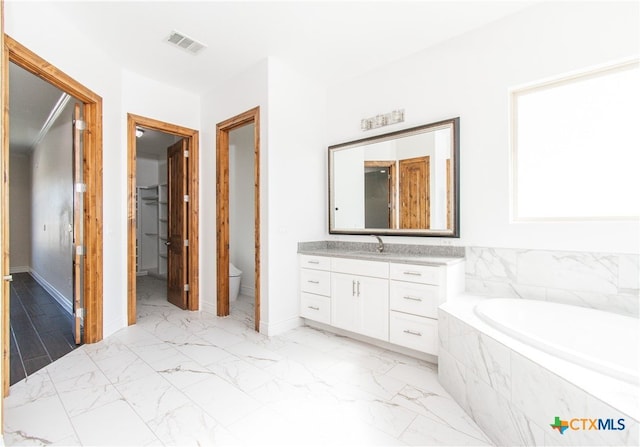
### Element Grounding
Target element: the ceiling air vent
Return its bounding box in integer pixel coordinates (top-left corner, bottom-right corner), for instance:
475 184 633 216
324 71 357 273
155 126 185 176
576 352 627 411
165 30 207 55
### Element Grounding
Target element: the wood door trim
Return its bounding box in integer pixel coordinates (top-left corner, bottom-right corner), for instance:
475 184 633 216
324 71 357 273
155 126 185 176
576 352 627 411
216 107 260 331
2 35 104 396
126 114 200 325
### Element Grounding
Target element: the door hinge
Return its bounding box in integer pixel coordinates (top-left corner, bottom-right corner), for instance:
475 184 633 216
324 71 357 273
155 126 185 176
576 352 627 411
184 195 190 202
3 275 13 282
75 119 86 131
75 183 87 193
76 308 84 319
184 284 190 292
184 150 189 158
76 245 85 256
184 239 189 247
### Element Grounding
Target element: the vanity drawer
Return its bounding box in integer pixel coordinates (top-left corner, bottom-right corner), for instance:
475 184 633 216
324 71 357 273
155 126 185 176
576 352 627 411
300 269 330 295
389 263 442 285
331 257 389 278
389 280 439 318
299 255 331 271
300 293 331 324
389 311 438 355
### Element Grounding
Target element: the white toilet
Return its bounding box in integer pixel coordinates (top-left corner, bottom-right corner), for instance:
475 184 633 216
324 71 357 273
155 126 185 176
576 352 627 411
229 263 242 302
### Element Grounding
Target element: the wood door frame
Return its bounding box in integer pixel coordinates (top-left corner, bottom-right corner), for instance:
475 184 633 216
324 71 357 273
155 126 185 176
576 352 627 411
2 35 104 396
216 107 260 331
127 114 199 324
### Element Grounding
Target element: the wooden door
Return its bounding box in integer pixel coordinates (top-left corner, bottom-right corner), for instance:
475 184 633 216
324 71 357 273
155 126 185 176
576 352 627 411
167 139 188 309
72 104 84 344
399 156 430 229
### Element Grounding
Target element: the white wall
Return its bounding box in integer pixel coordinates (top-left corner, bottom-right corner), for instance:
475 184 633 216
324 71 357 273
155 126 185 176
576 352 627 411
5 3 201 337
200 58 327 334
200 59 268 317
30 100 74 305
229 123 256 297
265 58 327 333
327 1 640 254
9 153 31 271
136 157 159 187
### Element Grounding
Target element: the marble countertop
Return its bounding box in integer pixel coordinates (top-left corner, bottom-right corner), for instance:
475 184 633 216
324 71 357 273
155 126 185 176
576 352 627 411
298 241 465 266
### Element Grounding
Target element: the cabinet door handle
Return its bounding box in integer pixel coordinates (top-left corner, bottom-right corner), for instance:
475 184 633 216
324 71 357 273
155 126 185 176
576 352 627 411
403 329 422 337
356 280 361 297
307 280 320 284
352 280 356 296
403 271 422 276
307 260 320 264
403 295 423 302
307 306 320 311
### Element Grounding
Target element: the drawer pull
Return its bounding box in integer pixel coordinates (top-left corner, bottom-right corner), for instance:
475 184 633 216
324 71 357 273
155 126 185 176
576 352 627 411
307 280 320 284
307 260 320 264
403 295 423 302
403 329 422 337
307 306 320 311
403 271 422 276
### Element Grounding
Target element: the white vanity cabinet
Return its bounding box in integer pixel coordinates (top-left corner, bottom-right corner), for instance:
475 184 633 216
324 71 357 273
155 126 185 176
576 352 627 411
330 258 389 341
298 252 464 358
299 255 331 324
389 263 443 354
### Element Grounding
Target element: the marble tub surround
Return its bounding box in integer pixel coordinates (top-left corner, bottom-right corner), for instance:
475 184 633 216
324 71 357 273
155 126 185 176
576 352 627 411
4 277 493 446
298 240 465 266
438 295 639 447
465 247 639 317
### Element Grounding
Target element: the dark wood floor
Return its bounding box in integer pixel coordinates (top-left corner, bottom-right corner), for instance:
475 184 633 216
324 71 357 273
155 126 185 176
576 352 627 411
10 272 77 385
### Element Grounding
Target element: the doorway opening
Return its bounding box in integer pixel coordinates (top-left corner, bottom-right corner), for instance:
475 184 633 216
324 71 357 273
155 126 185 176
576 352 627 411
127 114 199 325
6 62 83 385
216 107 260 332
2 36 104 396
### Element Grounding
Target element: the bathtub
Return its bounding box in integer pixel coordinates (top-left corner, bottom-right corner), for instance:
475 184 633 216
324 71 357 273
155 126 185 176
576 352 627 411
438 295 639 446
474 298 639 385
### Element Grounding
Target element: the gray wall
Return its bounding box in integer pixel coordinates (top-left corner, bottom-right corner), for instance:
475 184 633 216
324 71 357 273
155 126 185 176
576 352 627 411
30 100 74 306
9 153 32 271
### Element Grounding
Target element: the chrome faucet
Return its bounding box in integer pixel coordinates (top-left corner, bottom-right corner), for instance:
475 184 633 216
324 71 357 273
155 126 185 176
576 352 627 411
372 235 384 253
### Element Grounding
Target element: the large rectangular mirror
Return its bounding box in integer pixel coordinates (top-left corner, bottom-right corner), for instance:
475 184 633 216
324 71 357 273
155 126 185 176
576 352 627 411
329 117 459 237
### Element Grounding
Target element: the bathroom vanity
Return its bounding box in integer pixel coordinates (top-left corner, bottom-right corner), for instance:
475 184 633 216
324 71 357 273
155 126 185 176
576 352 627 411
298 242 464 359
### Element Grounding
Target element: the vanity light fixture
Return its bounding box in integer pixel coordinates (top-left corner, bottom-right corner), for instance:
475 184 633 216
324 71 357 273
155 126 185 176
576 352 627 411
361 109 405 131
136 127 145 138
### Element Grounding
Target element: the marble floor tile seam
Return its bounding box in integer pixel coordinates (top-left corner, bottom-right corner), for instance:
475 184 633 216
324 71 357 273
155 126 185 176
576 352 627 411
43 349 235 446
5 289 493 446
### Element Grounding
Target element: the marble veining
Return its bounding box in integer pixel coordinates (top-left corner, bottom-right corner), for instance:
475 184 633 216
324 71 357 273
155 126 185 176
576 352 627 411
439 298 639 446
4 275 492 446
466 247 639 317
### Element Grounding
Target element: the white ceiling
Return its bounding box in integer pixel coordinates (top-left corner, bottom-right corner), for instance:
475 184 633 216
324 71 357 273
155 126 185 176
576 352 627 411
9 1 538 153
9 62 69 154
48 0 538 94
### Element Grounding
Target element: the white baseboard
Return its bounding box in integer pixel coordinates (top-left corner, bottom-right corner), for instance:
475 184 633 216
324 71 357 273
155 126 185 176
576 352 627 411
259 316 302 336
29 269 73 315
9 266 30 274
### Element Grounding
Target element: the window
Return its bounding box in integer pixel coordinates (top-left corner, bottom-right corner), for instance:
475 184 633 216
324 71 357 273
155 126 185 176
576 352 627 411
511 60 640 221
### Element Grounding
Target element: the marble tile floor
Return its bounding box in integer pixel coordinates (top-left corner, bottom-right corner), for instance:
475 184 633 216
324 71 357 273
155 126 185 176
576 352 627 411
3 275 493 446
